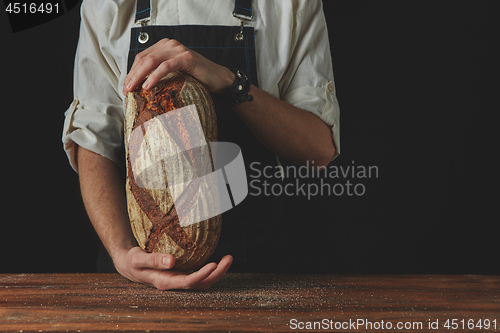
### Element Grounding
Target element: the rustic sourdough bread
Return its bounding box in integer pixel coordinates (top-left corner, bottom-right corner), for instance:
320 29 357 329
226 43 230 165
124 71 221 272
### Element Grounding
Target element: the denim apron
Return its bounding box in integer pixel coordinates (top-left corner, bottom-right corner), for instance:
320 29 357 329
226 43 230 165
98 0 286 273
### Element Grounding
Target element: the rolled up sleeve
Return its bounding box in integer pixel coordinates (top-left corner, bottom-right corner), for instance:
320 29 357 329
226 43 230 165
62 98 124 172
279 1 340 159
62 2 124 172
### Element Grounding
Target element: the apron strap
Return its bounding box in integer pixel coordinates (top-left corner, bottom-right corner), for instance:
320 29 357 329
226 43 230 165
135 0 253 23
233 0 254 21
135 0 151 24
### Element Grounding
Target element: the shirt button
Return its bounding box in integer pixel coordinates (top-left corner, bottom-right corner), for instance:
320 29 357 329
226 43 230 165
327 82 335 93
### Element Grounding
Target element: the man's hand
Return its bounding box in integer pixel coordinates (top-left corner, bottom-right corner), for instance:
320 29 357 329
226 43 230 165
122 38 335 167
123 38 235 95
114 247 233 291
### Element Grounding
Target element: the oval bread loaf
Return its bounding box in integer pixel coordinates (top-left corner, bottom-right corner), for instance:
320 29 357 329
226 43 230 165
124 71 221 272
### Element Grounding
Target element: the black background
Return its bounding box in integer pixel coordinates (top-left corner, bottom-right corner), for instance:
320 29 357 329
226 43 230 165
0 1 498 275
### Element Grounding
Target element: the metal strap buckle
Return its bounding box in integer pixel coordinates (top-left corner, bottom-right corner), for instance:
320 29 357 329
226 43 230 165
136 19 150 44
233 13 253 41
232 11 254 22
135 17 150 26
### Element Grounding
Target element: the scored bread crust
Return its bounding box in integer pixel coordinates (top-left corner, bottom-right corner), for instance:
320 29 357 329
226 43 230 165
124 71 221 272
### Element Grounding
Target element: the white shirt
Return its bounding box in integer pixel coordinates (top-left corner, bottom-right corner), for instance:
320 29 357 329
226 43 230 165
62 0 340 171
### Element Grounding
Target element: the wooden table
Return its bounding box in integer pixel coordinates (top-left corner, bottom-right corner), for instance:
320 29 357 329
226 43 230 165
1 273 499 332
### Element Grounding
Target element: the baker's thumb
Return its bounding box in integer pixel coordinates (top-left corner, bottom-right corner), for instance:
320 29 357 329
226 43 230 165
149 252 175 270
129 247 175 270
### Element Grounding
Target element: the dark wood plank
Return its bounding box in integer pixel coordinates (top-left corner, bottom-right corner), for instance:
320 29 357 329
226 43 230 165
1 274 499 332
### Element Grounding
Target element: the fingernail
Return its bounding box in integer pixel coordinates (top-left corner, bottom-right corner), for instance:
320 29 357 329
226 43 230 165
162 256 168 266
123 82 131 93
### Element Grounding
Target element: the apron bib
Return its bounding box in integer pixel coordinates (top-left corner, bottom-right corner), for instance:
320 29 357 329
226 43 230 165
113 0 286 272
